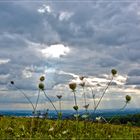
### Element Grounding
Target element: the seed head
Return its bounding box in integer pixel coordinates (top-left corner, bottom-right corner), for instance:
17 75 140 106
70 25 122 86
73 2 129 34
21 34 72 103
40 76 45 81
38 83 45 90
57 95 62 99
125 95 131 103
111 69 117 76
10 81 14 85
69 82 76 91
73 105 78 111
79 81 85 87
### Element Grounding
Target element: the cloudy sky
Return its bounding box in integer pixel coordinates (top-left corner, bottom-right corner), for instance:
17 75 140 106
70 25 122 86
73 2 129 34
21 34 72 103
0 0 140 110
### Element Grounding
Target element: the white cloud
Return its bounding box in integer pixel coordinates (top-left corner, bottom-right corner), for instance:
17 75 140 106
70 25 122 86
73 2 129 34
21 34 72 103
0 59 10 65
37 4 51 14
59 11 73 21
41 44 70 58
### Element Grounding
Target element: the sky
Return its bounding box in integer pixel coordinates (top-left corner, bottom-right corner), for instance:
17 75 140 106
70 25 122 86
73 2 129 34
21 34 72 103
0 0 140 110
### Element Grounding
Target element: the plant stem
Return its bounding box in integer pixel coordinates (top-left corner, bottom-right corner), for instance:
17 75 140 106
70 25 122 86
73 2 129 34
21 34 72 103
109 102 128 123
42 90 59 115
85 79 96 110
59 99 62 113
94 77 113 113
14 85 35 112
73 90 78 117
34 89 40 114
83 87 87 113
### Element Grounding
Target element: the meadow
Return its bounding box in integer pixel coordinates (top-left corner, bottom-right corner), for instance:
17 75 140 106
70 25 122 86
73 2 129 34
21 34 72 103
0 116 140 139
0 69 138 139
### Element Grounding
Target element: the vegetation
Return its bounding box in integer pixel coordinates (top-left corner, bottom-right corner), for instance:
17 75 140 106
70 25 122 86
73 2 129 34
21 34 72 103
3 69 136 138
0 116 140 139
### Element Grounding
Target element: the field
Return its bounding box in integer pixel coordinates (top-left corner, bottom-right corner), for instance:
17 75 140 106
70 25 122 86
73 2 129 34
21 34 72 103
0 117 140 139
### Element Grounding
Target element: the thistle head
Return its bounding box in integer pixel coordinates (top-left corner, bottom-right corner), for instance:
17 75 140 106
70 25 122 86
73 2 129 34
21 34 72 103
125 95 131 103
38 83 45 90
69 82 76 91
57 95 62 99
10 81 14 85
40 76 45 81
111 69 117 76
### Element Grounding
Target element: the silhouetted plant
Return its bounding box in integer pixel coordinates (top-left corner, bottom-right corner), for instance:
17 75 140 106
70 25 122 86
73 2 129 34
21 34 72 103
10 81 35 113
69 82 79 119
94 69 117 113
38 77 58 115
56 95 62 119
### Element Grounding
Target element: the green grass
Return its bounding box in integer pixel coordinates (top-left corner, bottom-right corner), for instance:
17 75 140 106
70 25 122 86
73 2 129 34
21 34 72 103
0 117 140 139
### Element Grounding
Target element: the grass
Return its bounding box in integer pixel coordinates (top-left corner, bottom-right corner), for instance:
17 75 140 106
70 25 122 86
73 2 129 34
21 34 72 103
0 117 140 139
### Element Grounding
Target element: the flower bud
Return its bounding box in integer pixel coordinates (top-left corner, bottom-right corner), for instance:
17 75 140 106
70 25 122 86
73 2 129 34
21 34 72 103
73 105 78 111
125 95 131 103
111 69 117 76
40 76 45 81
79 81 85 87
10 81 14 85
38 83 45 90
57 95 62 99
69 82 76 91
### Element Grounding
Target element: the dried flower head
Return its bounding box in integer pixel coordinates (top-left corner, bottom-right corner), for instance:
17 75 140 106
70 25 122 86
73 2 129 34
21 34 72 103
79 81 85 87
83 104 89 109
79 76 85 81
57 95 62 99
10 81 14 85
38 83 45 90
73 105 78 111
69 82 76 91
125 95 131 103
40 76 45 81
111 69 117 76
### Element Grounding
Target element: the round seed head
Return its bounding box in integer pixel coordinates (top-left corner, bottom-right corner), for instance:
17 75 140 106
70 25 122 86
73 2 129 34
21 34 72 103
10 81 14 85
40 76 45 81
125 95 131 103
111 69 117 76
73 105 78 111
38 83 45 90
69 82 76 91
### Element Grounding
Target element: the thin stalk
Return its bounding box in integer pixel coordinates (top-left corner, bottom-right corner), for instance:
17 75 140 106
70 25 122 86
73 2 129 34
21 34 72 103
85 79 96 110
59 99 62 113
109 102 128 123
14 85 35 112
42 90 58 115
94 77 113 113
73 90 78 115
83 87 87 113
34 89 41 114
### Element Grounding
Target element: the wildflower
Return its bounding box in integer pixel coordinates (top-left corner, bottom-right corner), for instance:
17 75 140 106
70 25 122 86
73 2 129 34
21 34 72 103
125 95 131 103
73 105 78 111
40 76 45 81
10 81 14 85
83 104 89 109
38 83 45 90
79 81 85 87
111 69 117 76
48 127 54 132
69 82 76 91
56 95 62 99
